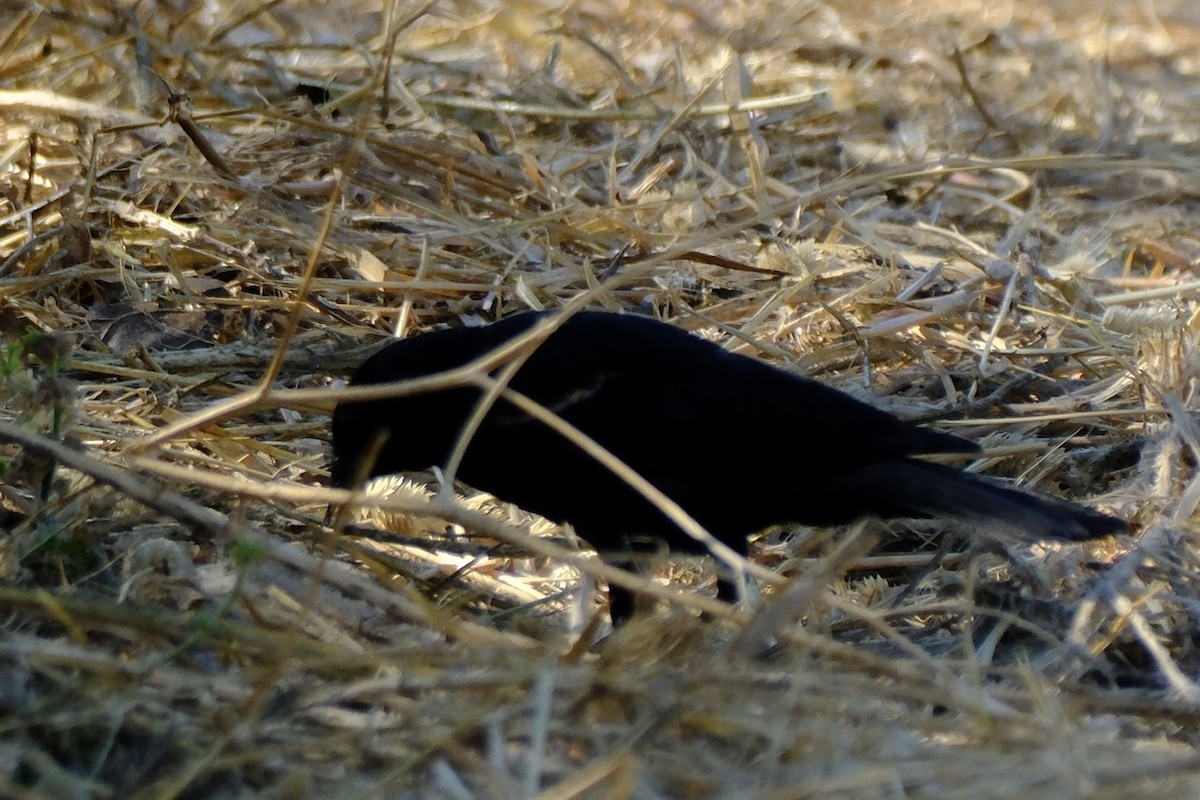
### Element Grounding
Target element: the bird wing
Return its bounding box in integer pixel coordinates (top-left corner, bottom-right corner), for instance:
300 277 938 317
489 313 975 479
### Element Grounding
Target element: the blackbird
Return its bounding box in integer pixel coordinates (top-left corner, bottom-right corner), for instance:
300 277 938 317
330 310 1124 623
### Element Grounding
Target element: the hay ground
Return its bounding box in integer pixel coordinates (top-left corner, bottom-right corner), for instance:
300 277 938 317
2 0 1200 797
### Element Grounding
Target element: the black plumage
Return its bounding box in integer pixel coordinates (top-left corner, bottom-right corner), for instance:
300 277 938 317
330 310 1124 623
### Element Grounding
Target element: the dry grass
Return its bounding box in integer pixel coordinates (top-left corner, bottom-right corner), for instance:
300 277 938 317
3 0 1200 797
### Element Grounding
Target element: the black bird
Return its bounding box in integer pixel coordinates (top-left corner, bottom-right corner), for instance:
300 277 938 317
330 310 1124 623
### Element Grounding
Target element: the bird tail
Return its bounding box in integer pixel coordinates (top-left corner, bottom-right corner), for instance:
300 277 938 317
855 459 1124 542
